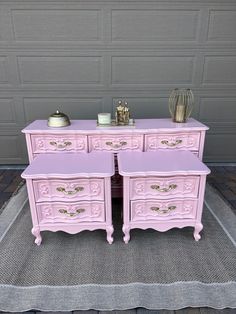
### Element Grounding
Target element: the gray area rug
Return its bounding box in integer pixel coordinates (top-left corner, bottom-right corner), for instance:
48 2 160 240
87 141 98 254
0 184 235 312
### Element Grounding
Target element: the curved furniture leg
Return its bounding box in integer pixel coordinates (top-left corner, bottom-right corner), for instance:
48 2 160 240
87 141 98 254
106 225 114 244
122 225 130 244
32 226 42 246
194 223 203 241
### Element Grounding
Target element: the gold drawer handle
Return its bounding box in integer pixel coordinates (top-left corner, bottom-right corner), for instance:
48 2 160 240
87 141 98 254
56 186 84 195
105 141 127 149
59 208 85 217
151 205 176 214
150 184 177 192
49 141 72 149
161 139 182 147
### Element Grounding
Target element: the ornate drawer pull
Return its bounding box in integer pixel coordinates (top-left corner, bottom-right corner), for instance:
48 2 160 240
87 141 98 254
59 208 85 217
56 186 84 195
105 141 127 149
150 184 177 192
49 141 72 149
161 139 182 147
151 205 176 214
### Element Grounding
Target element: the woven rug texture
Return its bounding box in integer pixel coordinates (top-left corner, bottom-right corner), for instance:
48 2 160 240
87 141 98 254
0 184 235 311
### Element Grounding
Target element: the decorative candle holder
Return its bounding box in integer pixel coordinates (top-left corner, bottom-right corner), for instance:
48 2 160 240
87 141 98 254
168 88 194 123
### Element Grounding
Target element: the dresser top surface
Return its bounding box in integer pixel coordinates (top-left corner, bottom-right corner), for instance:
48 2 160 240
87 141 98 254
21 152 115 179
22 118 208 134
118 150 210 176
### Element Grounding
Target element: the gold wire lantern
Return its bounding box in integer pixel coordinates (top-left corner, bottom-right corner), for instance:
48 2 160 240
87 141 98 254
168 88 194 123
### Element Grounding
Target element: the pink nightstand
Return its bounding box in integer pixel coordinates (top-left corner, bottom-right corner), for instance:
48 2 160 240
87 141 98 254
21 152 115 245
118 150 210 243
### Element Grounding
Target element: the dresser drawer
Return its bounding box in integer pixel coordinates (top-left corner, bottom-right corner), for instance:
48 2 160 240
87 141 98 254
31 134 87 154
130 176 199 200
131 199 198 221
36 201 105 224
88 134 143 152
33 178 104 202
145 132 200 152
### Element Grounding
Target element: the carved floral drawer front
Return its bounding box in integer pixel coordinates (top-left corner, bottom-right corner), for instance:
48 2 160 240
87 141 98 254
36 201 105 224
130 176 200 200
88 135 143 152
31 134 87 154
145 132 200 152
131 199 198 222
33 178 104 202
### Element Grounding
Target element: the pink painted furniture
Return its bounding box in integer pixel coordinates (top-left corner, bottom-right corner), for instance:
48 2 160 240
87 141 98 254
21 152 114 245
118 150 210 243
22 118 208 197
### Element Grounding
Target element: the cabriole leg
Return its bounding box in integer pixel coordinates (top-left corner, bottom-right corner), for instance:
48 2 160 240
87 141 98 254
106 225 114 244
194 223 203 241
32 226 42 246
122 225 130 244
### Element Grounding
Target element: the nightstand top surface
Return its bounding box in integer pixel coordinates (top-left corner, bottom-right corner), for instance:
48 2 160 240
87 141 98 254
21 152 115 179
118 150 210 176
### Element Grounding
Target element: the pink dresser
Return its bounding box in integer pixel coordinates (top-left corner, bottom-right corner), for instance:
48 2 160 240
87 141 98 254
22 118 208 197
21 152 114 245
118 150 210 243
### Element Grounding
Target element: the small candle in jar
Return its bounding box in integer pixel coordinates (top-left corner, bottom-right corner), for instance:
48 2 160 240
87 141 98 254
175 105 186 123
98 113 111 125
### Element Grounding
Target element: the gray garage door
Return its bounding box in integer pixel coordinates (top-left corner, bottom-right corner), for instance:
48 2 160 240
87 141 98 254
0 0 236 163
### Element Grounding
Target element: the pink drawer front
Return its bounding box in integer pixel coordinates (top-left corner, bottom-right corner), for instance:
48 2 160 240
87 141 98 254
33 178 104 202
88 135 143 152
131 199 198 221
130 176 200 200
36 201 105 224
145 132 200 151
31 134 87 154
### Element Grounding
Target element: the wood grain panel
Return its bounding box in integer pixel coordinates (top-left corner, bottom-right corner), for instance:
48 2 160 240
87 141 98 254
112 56 194 84
11 9 102 41
112 10 199 41
0 135 24 162
208 10 236 41
204 134 236 162
0 57 8 83
199 98 236 122
0 98 16 123
18 56 102 84
203 56 236 84
112 97 169 118
23 97 104 122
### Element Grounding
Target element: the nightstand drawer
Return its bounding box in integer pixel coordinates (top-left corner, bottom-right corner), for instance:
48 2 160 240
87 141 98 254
88 134 143 152
36 201 105 224
130 176 200 200
31 134 87 154
131 199 198 221
33 178 104 202
145 132 200 152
